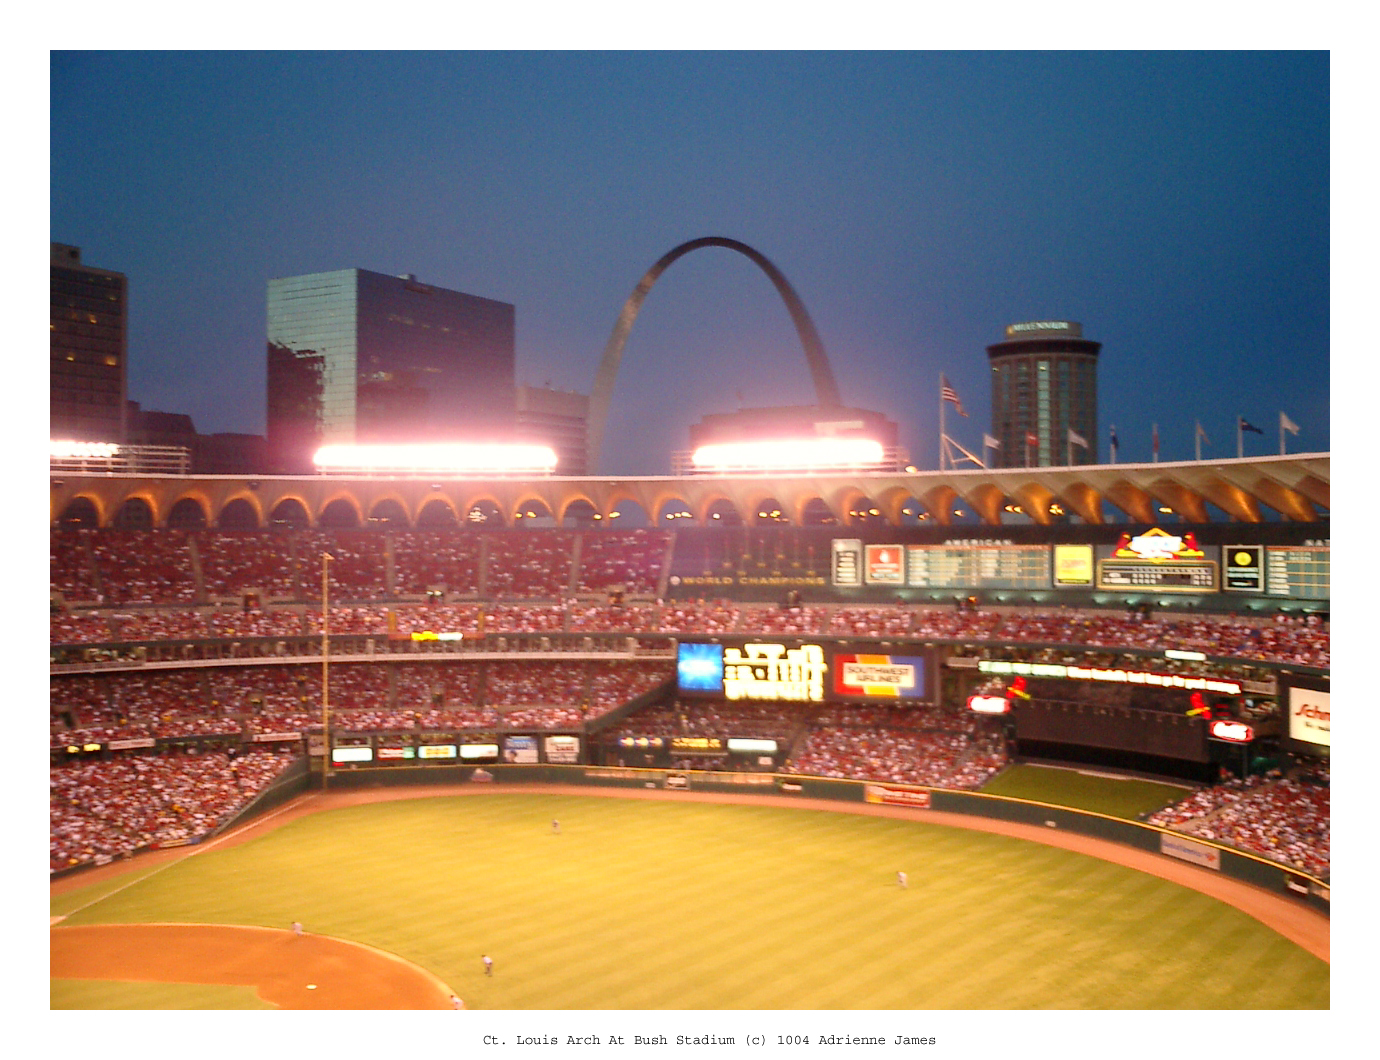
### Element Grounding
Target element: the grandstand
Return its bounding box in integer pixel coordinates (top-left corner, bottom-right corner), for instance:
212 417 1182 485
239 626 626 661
50 459 1329 886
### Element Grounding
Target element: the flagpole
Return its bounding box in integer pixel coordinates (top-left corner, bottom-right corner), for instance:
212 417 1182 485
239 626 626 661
1194 421 1201 462
1236 415 1242 459
1279 412 1285 456
321 551 332 792
938 374 945 470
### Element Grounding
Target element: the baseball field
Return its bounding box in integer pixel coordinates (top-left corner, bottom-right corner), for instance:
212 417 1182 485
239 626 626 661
50 779 1329 1011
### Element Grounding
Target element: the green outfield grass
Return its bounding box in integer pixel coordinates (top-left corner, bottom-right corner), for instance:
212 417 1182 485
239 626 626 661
51 980 276 1009
979 763 1192 819
52 793 1327 1010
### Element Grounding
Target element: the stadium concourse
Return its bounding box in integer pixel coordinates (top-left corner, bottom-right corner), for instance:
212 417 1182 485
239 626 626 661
51 521 1329 884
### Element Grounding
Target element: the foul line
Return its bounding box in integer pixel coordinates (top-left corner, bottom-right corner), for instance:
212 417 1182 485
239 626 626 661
56 792 324 921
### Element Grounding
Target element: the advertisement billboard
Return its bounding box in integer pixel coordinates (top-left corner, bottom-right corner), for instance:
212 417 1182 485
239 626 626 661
863 784 931 808
833 654 926 700
1053 544 1093 586
544 735 580 763
1222 545 1264 592
864 545 905 585
1286 684 1330 751
503 735 539 763
418 744 457 759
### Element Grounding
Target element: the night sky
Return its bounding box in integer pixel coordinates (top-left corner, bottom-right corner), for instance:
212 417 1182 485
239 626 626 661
49 51 1330 476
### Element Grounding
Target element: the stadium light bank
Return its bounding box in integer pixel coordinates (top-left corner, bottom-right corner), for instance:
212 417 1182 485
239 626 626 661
312 443 559 478
685 437 891 475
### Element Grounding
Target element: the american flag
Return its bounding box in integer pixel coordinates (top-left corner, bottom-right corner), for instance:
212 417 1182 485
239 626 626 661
940 376 967 417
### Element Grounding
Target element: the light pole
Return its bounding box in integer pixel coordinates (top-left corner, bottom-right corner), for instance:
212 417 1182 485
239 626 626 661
321 552 333 791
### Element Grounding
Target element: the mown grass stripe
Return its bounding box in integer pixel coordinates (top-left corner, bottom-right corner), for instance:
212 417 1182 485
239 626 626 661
55 793 1327 1010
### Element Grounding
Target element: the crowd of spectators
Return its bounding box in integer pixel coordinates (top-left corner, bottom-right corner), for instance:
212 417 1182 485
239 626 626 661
194 530 297 599
52 595 1329 671
786 725 991 789
568 603 658 632
207 609 305 639
484 531 574 598
586 662 674 719
50 747 299 871
656 600 741 634
391 531 481 596
783 704 1005 790
88 530 199 605
50 611 113 644
575 529 670 596
486 660 585 706
1147 769 1330 876
301 530 391 601
50 531 100 602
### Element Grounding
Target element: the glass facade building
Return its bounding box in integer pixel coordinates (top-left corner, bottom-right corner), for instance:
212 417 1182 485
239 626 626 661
987 321 1100 468
51 243 127 442
266 269 515 473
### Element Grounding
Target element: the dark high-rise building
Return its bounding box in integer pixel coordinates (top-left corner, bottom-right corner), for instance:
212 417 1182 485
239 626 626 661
51 243 127 442
266 268 516 473
516 385 590 475
987 320 1100 468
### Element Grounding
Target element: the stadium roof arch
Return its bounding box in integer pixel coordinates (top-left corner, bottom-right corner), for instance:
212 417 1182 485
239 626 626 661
50 454 1329 530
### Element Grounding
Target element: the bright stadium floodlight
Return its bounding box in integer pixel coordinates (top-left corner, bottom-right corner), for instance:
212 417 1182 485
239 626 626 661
690 437 886 473
51 440 120 460
312 443 559 476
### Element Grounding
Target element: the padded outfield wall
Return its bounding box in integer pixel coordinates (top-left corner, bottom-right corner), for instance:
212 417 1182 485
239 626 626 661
314 762 1330 916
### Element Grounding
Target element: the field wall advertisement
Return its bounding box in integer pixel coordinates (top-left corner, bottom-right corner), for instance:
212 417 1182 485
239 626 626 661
863 784 931 808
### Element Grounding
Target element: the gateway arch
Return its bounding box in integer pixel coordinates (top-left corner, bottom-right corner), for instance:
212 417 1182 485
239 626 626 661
586 236 843 473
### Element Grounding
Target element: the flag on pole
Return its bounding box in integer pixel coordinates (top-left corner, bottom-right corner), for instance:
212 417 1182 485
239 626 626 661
1152 423 1159 461
1280 411 1300 436
940 376 968 417
1239 417 1263 435
983 433 1001 449
1196 422 1210 445
1109 425 1118 447
1026 431 1038 448
1067 429 1088 448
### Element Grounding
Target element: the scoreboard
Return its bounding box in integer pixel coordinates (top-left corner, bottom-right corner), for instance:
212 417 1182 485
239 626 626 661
830 540 1050 590
825 531 1327 602
1265 545 1330 600
1097 558 1217 592
904 544 1049 589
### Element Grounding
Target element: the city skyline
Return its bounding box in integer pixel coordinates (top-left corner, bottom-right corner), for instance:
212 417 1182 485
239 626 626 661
50 51 1330 476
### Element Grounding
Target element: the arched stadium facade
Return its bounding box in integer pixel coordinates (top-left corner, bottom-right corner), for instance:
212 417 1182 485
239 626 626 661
51 452 1327 530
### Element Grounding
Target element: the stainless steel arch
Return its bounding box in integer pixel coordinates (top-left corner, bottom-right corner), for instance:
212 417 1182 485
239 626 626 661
586 236 843 473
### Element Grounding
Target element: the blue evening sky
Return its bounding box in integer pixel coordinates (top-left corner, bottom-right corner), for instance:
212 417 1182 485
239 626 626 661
51 50 1329 475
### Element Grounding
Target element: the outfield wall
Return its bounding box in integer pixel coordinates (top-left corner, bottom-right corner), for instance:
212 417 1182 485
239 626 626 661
318 762 1330 916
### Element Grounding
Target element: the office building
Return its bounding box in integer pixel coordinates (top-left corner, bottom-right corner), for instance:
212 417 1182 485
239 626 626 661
516 385 590 475
987 320 1100 468
51 243 127 442
266 268 516 473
